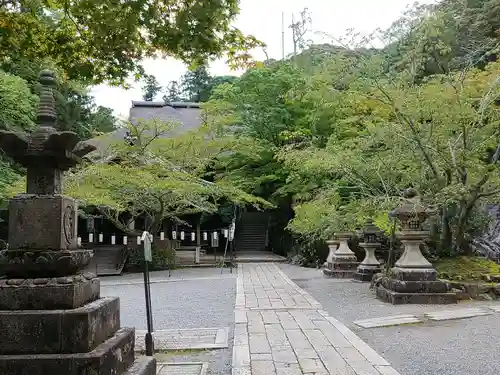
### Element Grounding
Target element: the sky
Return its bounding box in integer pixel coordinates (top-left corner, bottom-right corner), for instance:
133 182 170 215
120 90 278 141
90 0 435 119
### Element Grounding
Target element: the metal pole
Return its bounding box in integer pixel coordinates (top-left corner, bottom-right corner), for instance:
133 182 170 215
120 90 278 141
143 258 154 356
281 11 285 60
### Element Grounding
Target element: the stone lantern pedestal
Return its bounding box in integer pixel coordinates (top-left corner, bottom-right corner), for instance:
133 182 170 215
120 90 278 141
323 232 359 278
354 219 383 282
0 71 156 375
322 238 339 269
376 189 456 304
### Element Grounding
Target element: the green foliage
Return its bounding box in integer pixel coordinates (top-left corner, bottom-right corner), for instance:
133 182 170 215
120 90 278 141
201 0 500 261
162 80 182 102
1 58 118 138
1 0 263 85
142 74 162 101
436 256 500 281
58 119 270 235
0 70 38 131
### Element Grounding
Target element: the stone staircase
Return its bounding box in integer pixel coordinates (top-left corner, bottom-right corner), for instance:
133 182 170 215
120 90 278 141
235 212 269 253
84 245 127 276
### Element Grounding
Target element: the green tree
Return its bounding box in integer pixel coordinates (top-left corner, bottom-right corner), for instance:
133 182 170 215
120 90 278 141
181 66 213 102
1 58 117 138
0 70 38 131
141 74 162 101
1 0 263 85
162 80 182 102
62 120 269 235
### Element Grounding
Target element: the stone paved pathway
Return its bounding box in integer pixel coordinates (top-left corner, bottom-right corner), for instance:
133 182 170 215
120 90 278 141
232 263 401 375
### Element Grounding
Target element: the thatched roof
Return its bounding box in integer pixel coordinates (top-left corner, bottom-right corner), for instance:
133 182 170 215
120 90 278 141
86 101 203 155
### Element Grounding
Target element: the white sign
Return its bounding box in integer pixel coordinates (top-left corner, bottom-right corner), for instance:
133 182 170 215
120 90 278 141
229 222 236 241
224 229 228 238
160 232 165 240
180 231 185 240
111 235 116 245
123 236 128 245
191 232 195 241
142 231 153 262
88 233 94 243
98 233 104 243
203 232 207 240
172 231 177 240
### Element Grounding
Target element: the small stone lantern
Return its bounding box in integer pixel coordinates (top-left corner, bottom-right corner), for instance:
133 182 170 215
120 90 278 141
354 218 383 282
375 189 456 304
323 231 359 278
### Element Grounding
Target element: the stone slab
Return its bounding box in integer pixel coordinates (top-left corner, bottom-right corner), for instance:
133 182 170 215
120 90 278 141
124 357 157 375
354 314 422 329
157 362 208 375
425 307 491 321
135 328 229 351
0 327 135 375
0 273 100 310
0 296 120 354
489 305 500 312
375 365 403 375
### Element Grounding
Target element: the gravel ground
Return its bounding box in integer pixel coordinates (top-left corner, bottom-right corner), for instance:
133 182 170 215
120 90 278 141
101 267 235 375
278 263 500 375
101 267 235 286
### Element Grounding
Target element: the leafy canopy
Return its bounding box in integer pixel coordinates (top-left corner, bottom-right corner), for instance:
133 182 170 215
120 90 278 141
1 0 263 85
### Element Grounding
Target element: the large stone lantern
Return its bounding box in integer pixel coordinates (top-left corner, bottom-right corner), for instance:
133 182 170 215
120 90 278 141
323 231 359 278
354 218 383 282
0 71 156 375
375 189 456 304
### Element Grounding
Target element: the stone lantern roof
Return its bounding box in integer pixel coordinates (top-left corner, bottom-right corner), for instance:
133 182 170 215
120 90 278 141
389 188 433 230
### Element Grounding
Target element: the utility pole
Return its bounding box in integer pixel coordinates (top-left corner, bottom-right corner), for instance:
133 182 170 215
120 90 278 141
281 11 285 60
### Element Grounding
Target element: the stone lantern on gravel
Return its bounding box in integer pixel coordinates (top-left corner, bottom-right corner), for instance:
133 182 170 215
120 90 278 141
323 231 359 278
354 218 383 282
375 188 456 304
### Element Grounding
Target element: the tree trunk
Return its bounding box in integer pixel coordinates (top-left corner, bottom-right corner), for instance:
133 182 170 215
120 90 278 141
439 207 453 254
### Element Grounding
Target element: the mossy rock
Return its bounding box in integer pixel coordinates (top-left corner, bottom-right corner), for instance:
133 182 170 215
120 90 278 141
436 256 500 282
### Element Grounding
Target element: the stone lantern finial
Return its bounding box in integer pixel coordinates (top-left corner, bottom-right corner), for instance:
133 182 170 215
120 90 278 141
36 70 57 127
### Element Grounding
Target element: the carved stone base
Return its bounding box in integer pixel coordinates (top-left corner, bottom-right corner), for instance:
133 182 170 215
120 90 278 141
323 254 359 279
375 267 457 304
0 249 93 278
0 297 119 354
376 284 457 305
0 273 99 310
8 194 78 251
353 265 382 282
323 268 356 279
0 327 136 375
